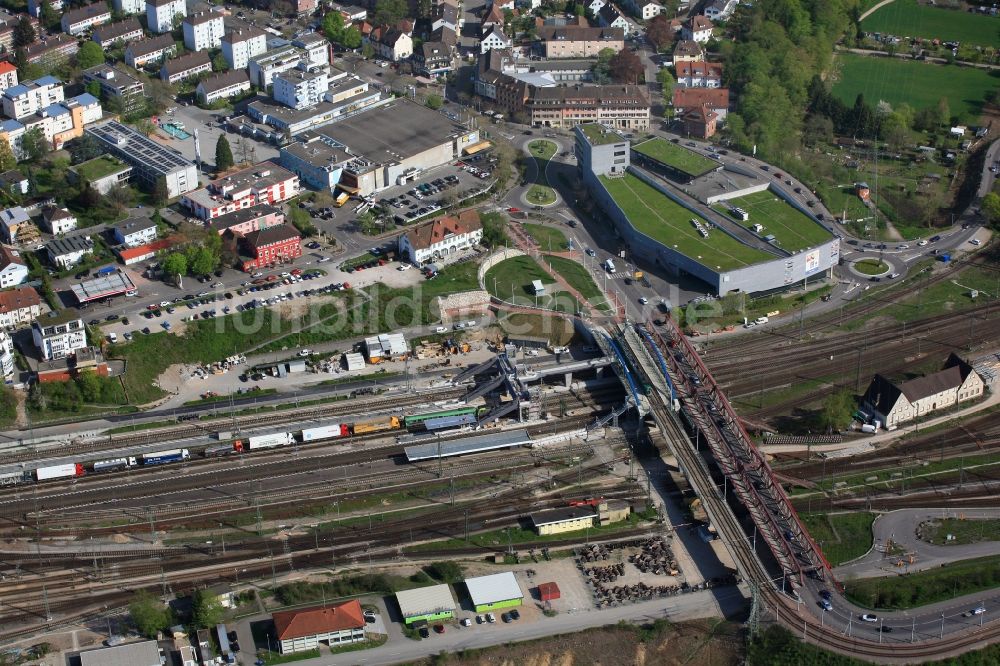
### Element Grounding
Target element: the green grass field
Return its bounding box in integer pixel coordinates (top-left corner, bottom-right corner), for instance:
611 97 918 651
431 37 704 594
919 518 1000 546
853 258 889 275
862 0 1000 47
845 554 1000 610
800 512 875 566
497 312 575 346
632 138 718 177
543 254 610 311
714 191 832 252
600 173 772 270
484 255 582 313
832 54 996 122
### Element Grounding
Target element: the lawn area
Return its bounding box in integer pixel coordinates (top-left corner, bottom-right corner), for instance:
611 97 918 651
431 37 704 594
918 517 1000 546
853 258 889 275
831 54 996 122
484 255 582 313
714 190 832 252
527 140 557 206
599 173 773 270
800 512 875 566
543 254 610 311
845 554 1000 610
861 0 1000 47
522 223 569 251
876 260 1000 323
71 155 129 182
632 138 718 177
496 312 575 346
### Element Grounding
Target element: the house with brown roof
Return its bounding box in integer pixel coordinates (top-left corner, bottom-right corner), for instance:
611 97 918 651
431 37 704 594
672 39 704 63
0 244 28 288
92 18 144 49
0 286 41 328
862 354 986 429
398 210 483 265
672 86 728 120
675 61 723 88
272 599 365 654
536 25 625 58
682 105 718 138
225 223 302 272
681 14 713 42
160 51 212 84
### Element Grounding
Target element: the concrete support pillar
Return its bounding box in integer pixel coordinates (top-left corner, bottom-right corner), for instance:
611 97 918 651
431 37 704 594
564 372 572 388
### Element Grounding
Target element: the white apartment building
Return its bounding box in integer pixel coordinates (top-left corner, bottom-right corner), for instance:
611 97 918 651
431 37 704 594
291 33 330 68
0 245 28 289
0 62 17 94
249 45 313 88
28 0 63 18
113 0 145 14
61 3 112 36
0 329 15 380
183 11 225 51
40 206 78 235
147 0 186 34
221 27 267 70
1 76 64 120
32 317 88 361
273 70 328 110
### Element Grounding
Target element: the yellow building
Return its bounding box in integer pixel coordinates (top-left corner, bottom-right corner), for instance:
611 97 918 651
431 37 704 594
597 499 631 526
530 507 596 536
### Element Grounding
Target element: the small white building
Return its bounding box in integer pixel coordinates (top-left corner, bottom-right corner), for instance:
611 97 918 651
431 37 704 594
113 216 158 247
62 3 113 36
183 11 225 51
398 210 483 265
2 76 64 121
273 600 365 655
480 26 511 54
704 0 738 21
364 333 408 363
40 206 78 235
682 15 714 43
0 329 15 379
0 245 28 288
147 0 187 34
862 354 986 429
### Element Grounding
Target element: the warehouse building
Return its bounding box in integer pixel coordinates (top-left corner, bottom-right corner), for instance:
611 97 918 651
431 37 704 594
364 333 408 363
530 506 596 535
395 584 457 624
465 572 523 613
79 640 160 666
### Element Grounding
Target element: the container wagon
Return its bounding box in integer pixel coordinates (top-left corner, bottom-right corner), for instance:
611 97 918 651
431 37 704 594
0 471 29 486
300 424 349 442
204 443 239 457
143 449 190 465
245 432 294 450
351 415 401 435
36 463 85 481
403 406 479 429
93 457 137 473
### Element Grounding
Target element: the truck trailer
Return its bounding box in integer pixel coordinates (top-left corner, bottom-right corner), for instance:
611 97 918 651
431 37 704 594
35 463 85 481
300 424 349 442
245 432 294 450
93 457 138 473
143 449 191 465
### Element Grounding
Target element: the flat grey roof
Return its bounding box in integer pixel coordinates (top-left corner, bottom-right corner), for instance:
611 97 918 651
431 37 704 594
318 99 467 166
530 506 596 527
395 584 457 618
404 428 531 462
79 640 159 666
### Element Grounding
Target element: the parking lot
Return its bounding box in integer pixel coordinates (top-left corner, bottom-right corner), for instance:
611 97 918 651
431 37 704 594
153 103 279 173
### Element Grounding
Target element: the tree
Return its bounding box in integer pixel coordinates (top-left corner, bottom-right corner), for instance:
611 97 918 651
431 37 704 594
608 49 643 84
591 47 616 84
288 206 317 236
189 246 217 276
820 390 855 433
373 0 408 25
646 15 674 52
39 0 60 29
161 252 187 279
76 41 104 69
982 192 1000 227
191 589 225 629
425 94 443 110
361 42 375 59
0 139 15 172
324 10 346 44
480 212 509 248
212 52 228 71
341 26 362 50
13 16 35 49
656 68 675 104
152 176 169 205
936 96 951 127
75 372 102 403
215 134 234 171
129 592 172 638
425 561 464 583
20 128 47 162
802 113 834 147
85 80 102 99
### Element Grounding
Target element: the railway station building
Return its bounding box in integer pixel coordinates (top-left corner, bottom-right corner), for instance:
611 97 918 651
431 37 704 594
530 506 597 535
272 599 365 654
464 572 524 612
395 583 457 624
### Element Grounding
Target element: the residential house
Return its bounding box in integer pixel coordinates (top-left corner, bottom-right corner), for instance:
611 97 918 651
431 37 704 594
32 317 87 361
399 209 483 265
537 25 624 58
40 206 78 235
681 15 713 43
291 0 316 15
0 170 28 195
0 245 28 288
433 0 462 32
682 105 718 138
83 64 145 115
481 3 506 31
46 235 94 269
0 207 31 244
672 39 705 63
226 223 302 272
183 11 225 51
431 25 458 49
125 33 177 69
2 77 64 120
62 3 112 36
221 27 267 70
25 34 80 68
522 84 650 130
586 0 606 15
272 600 365 655
181 162 299 220
147 0 187 34
291 33 331 69
704 0 738 21
480 26 512 53
598 4 631 35
414 41 452 77
0 287 41 330
626 0 662 20
672 86 728 120
92 18 144 49
208 205 283 236
112 216 158 247
113 0 145 15
0 62 17 94
862 354 986 429
373 27 413 62
196 70 251 106
675 61 722 88
160 51 212 84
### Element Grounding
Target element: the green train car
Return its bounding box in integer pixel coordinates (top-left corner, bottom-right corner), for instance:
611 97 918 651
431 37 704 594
403 406 485 429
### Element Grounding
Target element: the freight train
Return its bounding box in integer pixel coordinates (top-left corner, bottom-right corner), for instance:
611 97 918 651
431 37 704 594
4 404 488 486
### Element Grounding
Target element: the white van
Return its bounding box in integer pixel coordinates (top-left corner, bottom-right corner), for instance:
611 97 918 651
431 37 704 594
604 259 616 273
754 316 769 325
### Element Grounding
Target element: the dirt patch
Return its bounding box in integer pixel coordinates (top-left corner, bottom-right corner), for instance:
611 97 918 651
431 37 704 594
410 619 743 665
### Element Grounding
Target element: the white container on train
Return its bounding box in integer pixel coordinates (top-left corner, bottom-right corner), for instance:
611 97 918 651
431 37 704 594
36 463 84 481
300 424 346 442
93 457 138 473
245 432 294 450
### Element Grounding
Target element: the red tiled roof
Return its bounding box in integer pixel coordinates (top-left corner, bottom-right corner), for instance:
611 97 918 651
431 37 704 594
243 223 300 250
0 62 16 75
675 61 722 79
672 87 728 110
537 582 560 599
117 238 177 262
688 15 713 31
0 244 25 270
405 210 481 251
273 600 364 640
0 286 40 314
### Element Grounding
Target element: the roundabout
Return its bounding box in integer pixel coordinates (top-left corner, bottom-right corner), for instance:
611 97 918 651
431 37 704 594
852 257 890 276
